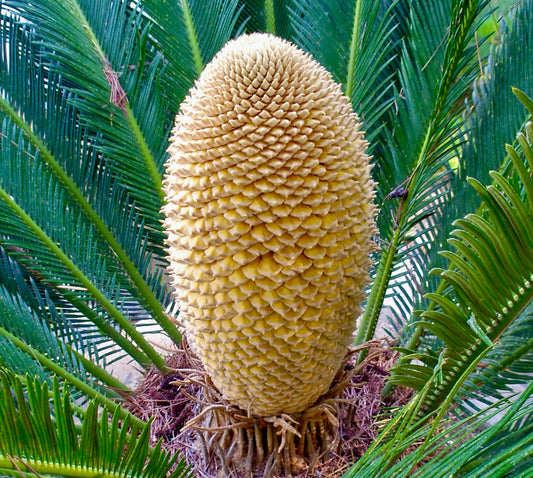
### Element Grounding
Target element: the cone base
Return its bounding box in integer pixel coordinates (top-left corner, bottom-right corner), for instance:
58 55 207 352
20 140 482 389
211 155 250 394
127 340 410 477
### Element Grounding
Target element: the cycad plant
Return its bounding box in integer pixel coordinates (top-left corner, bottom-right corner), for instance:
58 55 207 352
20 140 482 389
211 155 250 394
0 0 532 477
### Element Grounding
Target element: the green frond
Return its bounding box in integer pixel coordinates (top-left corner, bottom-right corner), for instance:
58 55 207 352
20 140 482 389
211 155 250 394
75 0 173 174
388 108 533 416
461 2 533 188
0 124 167 370
0 336 47 384
358 0 492 350
344 381 533 477
460 309 533 409
169 0 247 78
3 0 164 228
0 285 87 384
0 246 131 379
240 0 293 38
0 327 134 422
0 370 191 478
189 0 246 66
138 0 197 110
141 0 246 106
0 254 129 397
424 0 533 289
0 5 181 347
290 0 399 145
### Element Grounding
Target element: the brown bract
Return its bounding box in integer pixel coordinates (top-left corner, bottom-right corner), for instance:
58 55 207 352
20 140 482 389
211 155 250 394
162 33 376 416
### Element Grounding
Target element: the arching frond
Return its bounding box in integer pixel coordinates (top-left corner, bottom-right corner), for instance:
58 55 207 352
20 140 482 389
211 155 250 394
0 370 191 478
141 0 246 100
388 107 533 416
239 0 293 38
381 0 533 343
290 0 399 146
0 4 181 368
4 0 165 219
460 306 533 410
0 251 130 401
461 1 533 188
344 381 533 477
357 0 490 349
189 0 246 66
0 124 165 370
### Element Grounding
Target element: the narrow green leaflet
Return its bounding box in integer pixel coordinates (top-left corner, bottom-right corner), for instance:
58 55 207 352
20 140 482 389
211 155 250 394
0 371 192 478
290 0 399 145
344 382 533 477
0 4 181 356
356 0 489 349
388 105 533 416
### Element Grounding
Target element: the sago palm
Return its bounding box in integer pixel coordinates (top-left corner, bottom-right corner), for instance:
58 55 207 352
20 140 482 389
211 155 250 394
0 0 532 477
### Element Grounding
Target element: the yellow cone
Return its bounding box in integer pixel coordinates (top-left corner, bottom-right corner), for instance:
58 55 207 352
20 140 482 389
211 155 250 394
163 33 376 415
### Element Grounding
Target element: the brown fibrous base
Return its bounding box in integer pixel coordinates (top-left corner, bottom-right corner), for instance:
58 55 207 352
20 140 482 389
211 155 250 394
127 340 411 478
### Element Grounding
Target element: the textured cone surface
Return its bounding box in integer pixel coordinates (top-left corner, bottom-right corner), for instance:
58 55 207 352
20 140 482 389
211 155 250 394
163 33 376 415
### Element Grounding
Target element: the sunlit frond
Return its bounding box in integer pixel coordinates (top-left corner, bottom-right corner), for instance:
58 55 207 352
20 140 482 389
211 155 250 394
0 370 191 478
389 112 533 415
356 0 490 349
290 0 399 146
345 382 533 477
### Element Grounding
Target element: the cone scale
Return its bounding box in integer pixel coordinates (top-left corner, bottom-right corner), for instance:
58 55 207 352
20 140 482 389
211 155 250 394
163 33 376 416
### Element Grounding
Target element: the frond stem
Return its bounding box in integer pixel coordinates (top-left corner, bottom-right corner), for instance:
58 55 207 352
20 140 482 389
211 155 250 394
355 229 401 350
123 102 165 201
408 345 493 472
359 1 483 354
382 278 447 395
345 0 363 100
67 346 130 394
356 123 432 357
0 96 181 347
180 0 204 75
0 460 136 478
0 183 166 371
0 326 144 428
70 0 165 199
265 0 276 35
